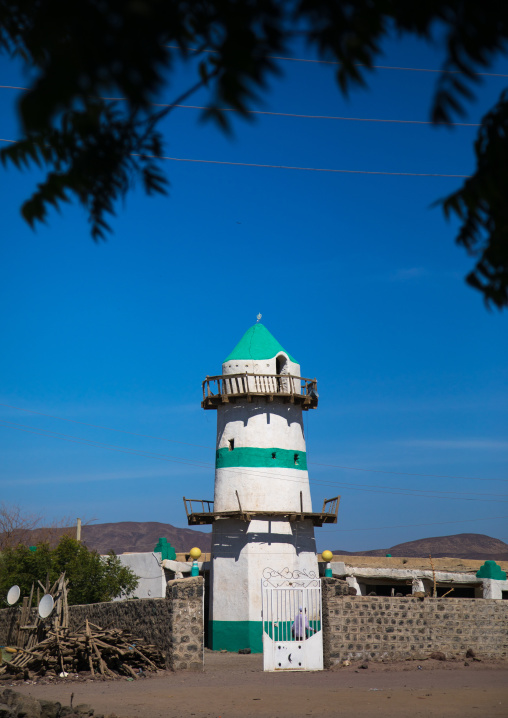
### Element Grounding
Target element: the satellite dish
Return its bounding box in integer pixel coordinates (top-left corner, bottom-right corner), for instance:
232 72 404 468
7 585 20 605
38 594 54 619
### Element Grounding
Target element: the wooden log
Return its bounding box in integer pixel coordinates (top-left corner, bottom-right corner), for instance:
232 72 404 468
4 662 23 675
132 647 157 670
54 627 65 675
90 641 105 676
93 639 125 655
85 620 95 676
122 663 139 679
63 579 69 629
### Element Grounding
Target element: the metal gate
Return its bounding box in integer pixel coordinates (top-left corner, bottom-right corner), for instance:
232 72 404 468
261 583 323 671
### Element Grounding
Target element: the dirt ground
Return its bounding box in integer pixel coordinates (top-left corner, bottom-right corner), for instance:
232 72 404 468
11 652 508 718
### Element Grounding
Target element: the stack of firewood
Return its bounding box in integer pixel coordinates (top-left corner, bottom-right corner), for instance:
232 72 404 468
1 573 165 680
0 620 165 679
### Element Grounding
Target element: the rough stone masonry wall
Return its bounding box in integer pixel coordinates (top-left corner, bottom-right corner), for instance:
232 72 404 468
0 607 19 647
68 598 174 663
165 577 203 671
0 599 175 660
322 577 508 667
0 577 204 671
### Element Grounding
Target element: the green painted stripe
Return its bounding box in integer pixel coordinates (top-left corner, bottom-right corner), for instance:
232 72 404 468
216 447 307 471
208 619 322 652
263 620 321 640
209 620 263 653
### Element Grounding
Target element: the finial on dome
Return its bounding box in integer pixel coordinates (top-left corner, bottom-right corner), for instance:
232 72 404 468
256 313 262 323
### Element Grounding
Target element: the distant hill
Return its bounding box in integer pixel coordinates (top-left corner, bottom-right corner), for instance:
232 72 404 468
10 521 212 555
331 533 508 561
6 525 507 561
79 521 212 555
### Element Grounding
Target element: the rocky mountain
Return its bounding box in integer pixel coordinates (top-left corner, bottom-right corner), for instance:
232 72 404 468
80 521 212 555
332 533 508 561
6 524 507 561
13 521 212 555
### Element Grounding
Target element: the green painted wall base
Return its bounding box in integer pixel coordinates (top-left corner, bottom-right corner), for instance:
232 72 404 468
208 620 263 653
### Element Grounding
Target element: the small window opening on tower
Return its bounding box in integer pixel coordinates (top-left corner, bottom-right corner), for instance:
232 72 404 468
228 439 235 451
272 452 276 459
276 355 288 392
294 453 299 466
276 355 287 375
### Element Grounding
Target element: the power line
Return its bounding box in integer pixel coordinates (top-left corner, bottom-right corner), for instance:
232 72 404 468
320 515 508 532
0 137 470 177
310 461 507 483
308 477 508 498
165 45 508 78
224 462 508 496
1 419 507 503
0 401 211 449
0 85 482 127
231 465 508 501
1 402 505 484
0 420 212 469
131 152 471 178
105 99 481 128
240 470 508 500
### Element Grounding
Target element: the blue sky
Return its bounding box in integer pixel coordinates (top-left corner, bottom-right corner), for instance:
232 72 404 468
0 31 507 552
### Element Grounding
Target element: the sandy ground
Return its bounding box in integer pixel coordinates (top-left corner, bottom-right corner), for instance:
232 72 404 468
10 652 508 718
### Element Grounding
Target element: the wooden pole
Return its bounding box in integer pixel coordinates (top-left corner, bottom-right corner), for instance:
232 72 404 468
76 518 82 542
429 554 437 598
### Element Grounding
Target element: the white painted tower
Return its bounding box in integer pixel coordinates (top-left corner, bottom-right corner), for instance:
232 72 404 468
185 322 337 652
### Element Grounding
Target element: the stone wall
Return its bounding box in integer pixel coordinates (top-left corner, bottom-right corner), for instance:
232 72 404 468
68 598 174 664
0 577 204 671
165 577 203 670
322 577 508 667
0 606 19 647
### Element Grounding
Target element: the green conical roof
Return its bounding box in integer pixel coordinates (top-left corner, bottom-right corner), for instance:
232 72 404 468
223 324 297 363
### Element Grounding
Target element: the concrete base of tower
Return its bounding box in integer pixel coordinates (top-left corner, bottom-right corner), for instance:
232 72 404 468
209 516 319 653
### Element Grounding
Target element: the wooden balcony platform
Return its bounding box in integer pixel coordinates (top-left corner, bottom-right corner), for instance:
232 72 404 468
202 373 318 410
183 496 339 527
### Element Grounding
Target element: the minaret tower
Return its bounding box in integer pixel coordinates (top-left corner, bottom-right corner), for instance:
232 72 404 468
185 321 337 653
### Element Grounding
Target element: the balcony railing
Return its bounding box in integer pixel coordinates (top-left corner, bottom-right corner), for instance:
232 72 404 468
183 498 214 518
202 373 318 410
183 495 339 527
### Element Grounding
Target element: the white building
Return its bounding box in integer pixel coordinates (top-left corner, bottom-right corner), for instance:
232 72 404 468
184 322 338 652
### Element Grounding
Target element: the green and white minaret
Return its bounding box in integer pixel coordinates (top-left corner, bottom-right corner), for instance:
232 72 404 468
186 321 337 653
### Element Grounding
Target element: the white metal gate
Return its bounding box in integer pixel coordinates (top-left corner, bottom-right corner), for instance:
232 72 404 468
261 584 323 671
